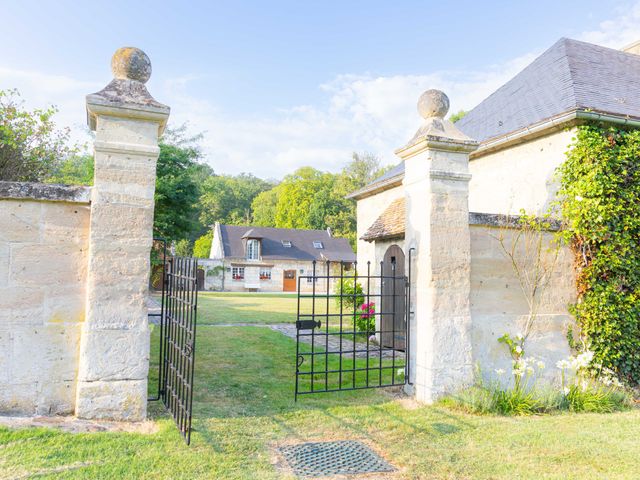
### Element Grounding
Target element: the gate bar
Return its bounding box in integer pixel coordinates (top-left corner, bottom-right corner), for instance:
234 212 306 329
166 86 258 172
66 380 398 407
148 237 167 402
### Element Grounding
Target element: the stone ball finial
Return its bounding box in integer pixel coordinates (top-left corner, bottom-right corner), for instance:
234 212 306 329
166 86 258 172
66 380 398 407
111 47 152 83
417 89 450 119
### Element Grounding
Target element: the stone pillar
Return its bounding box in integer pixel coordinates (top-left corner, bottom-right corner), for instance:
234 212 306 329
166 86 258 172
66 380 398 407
75 48 169 420
397 90 478 403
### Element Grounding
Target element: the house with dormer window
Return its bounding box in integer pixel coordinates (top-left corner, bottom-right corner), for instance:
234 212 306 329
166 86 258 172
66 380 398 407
201 222 356 292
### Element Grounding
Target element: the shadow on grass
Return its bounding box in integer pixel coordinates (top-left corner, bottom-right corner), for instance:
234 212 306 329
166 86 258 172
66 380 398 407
148 325 391 422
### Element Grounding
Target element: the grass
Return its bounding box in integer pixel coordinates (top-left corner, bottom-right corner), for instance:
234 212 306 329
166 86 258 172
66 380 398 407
2 299 640 479
190 292 299 325
192 292 366 330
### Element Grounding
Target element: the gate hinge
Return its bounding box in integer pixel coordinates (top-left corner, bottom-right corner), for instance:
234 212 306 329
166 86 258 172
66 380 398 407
296 319 321 330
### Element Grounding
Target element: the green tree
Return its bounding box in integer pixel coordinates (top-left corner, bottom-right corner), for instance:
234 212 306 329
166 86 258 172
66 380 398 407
0 89 78 182
199 173 274 227
193 232 213 258
251 187 280 226
153 127 204 242
174 239 191 257
275 167 334 229
248 152 389 247
328 152 390 246
47 154 94 185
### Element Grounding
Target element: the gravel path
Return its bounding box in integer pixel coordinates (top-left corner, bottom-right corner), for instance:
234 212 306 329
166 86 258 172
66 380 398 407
269 323 405 360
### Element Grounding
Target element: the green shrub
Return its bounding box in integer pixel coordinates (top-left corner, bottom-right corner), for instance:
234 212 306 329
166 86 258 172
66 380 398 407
563 382 630 413
193 232 212 258
558 124 640 386
491 387 543 415
334 275 364 310
355 302 375 333
174 239 191 257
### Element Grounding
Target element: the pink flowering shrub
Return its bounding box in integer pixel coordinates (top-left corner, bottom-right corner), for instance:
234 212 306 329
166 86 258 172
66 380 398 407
356 302 376 333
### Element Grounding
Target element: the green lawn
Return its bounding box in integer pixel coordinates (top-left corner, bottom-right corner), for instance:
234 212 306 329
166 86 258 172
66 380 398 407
196 292 299 324
196 292 362 328
2 322 639 479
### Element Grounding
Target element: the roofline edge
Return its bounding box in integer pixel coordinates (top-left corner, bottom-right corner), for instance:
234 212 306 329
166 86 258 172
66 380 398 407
471 109 640 158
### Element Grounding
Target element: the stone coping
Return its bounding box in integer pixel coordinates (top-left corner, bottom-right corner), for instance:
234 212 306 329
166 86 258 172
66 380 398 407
0 181 91 203
469 212 562 231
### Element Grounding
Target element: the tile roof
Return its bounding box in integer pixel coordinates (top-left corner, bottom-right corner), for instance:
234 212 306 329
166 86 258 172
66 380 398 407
219 225 356 262
356 38 640 196
361 198 405 242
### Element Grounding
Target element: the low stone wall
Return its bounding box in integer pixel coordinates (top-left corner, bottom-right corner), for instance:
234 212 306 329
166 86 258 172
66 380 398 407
469 222 576 385
0 182 91 415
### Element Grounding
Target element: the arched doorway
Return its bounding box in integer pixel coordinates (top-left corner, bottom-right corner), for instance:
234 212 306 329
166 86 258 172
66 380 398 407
381 245 406 351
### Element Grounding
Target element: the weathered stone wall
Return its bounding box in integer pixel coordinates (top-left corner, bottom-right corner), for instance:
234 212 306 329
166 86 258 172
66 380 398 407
469 129 576 215
469 223 575 384
0 184 90 415
1 48 168 421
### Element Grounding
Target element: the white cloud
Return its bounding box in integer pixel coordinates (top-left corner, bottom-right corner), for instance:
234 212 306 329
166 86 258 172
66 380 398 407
0 67 101 148
578 2 640 48
163 52 536 176
2 4 639 178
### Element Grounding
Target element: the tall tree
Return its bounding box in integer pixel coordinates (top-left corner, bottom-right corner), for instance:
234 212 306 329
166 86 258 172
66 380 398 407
251 187 280 226
199 173 273 227
247 152 390 248
153 127 204 242
274 167 335 229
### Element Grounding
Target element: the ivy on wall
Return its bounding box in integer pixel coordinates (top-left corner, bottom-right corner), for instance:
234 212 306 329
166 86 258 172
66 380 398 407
558 123 640 386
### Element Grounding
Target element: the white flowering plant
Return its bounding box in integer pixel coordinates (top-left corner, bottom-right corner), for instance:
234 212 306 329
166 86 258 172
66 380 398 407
555 350 629 412
497 333 545 391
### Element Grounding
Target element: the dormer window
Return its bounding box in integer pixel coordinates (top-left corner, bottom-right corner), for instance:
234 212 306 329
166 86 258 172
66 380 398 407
313 241 324 249
282 240 292 248
246 239 260 260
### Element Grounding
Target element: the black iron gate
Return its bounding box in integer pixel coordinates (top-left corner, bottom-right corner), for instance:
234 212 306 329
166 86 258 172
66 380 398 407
295 254 411 399
149 250 199 445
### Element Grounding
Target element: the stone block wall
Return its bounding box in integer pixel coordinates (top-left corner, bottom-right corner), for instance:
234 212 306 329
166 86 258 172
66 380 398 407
0 47 168 421
469 129 576 215
469 223 575 385
0 184 90 415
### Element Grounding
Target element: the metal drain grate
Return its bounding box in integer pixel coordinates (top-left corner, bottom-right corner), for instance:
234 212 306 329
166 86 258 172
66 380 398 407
279 440 395 478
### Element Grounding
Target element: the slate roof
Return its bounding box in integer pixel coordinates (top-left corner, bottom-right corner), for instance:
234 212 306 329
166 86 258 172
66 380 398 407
219 225 356 262
361 198 405 241
456 37 640 143
355 37 640 197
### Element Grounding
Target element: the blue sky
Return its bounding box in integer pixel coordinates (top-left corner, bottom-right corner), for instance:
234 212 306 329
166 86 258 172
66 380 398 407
2 0 640 178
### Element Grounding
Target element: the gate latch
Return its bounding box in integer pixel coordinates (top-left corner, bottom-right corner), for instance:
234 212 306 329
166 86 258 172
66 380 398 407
296 319 321 330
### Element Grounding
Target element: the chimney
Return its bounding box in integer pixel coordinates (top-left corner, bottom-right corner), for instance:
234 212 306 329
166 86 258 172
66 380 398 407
326 227 332 237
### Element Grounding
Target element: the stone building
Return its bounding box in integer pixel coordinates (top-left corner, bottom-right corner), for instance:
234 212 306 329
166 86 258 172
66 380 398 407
199 222 356 292
349 37 640 400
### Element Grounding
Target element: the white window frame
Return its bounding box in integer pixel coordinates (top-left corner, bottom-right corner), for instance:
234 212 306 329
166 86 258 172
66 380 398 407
232 267 245 280
259 268 272 280
282 240 292 248
306 270 318 283
313 241 323 249
246 239 260 260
